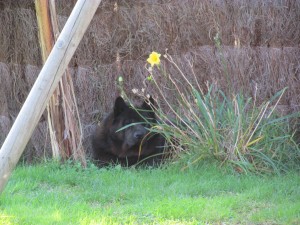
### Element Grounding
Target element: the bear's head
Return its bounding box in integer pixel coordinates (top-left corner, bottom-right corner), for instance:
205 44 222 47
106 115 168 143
109 96 156 158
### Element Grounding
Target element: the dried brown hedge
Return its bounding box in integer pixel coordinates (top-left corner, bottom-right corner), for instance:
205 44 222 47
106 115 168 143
0 0 299 159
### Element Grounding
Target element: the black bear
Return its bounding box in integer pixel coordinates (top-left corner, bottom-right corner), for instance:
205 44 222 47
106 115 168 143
92 96 166 166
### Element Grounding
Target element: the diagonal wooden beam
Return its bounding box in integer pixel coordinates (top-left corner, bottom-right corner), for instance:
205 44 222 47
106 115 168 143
0 0 102 194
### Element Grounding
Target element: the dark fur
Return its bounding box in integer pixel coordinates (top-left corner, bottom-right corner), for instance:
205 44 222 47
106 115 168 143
92 96 165 166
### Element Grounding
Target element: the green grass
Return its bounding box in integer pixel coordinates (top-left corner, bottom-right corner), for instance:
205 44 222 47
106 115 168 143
0 161 299 225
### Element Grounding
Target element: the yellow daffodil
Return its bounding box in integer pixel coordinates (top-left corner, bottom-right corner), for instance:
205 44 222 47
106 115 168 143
147 51 161 67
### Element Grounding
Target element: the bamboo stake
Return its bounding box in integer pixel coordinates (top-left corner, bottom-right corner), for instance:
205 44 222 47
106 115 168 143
0 0 102 194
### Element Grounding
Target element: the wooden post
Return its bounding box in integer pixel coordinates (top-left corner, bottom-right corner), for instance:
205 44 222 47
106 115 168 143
0 0 102 194
35 0 86 166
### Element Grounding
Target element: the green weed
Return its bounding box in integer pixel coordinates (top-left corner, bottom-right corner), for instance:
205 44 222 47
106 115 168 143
139 52 300 174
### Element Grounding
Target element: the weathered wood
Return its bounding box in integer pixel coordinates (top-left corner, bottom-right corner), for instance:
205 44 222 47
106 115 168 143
35 0 60 158
0 0 102 194
35 0 86 166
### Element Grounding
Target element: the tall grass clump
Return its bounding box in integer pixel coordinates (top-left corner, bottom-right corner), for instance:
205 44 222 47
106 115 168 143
134 51 300 174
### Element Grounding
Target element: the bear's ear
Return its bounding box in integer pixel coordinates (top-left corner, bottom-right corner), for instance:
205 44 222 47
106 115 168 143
114 96 127 116
141 96 155 111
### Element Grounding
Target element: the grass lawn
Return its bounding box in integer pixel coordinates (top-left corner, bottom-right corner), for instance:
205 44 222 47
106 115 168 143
0 161 299 225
